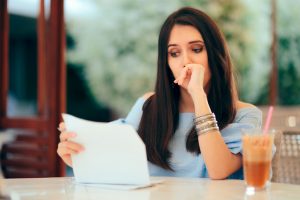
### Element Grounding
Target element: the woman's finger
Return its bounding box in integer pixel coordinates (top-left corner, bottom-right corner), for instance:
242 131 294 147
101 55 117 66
61 156 73 167
57 145 79 156
59 131 77 142
177 67 189 85
58 141 84 152
189 64 205 85
59 122 66 131
62 157 73 167
57 149 73 167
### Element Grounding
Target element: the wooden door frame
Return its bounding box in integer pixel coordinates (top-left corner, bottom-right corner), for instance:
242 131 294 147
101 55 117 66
0 0 66 177
0 0 9 118
47 0 66 176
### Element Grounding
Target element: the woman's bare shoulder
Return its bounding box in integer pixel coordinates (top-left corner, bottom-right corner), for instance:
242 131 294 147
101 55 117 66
236 101 256 109
142 92 155 100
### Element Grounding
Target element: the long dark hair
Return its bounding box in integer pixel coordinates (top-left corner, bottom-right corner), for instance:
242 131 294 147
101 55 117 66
137 7 237 170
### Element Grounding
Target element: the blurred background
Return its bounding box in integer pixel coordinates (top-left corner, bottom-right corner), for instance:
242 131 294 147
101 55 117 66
5 0 300 121
1 0 299 180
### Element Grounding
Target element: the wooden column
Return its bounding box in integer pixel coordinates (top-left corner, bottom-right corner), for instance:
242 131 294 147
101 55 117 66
0 0 66 178
270 0 278 105
47 0 66 176
0 0 9 118
37 0 47 117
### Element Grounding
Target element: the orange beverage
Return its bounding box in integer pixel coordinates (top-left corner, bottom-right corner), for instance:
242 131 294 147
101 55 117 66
244 160 271 188
242 133 274 189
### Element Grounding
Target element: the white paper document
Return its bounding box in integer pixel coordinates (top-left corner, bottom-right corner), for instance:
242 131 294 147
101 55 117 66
75 180 162 190
62 113 160 189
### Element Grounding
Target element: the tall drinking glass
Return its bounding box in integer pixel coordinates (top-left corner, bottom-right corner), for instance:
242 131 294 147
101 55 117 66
242 131 274 190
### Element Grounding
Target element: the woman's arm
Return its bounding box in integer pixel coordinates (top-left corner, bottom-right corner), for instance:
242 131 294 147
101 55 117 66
175 64 246 179
193 93 242 179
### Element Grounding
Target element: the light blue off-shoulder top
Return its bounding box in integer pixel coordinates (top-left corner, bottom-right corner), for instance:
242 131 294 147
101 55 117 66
111 97 262 179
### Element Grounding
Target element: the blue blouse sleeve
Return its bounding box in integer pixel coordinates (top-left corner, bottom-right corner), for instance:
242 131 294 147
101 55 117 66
221 107 262 154
109 97 145 130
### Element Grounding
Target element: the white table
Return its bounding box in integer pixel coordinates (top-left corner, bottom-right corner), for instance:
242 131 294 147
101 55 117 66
1 177 300 200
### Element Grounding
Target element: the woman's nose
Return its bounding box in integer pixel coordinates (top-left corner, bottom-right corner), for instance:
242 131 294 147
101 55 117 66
182 51 191 67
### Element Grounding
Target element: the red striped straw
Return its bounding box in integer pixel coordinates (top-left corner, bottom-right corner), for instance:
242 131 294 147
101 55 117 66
263 106 274 134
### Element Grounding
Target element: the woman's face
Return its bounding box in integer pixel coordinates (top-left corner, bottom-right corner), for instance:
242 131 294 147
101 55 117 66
167 25 211 90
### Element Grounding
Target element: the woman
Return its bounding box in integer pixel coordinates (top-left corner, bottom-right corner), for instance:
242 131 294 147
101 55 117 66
57 7 261 180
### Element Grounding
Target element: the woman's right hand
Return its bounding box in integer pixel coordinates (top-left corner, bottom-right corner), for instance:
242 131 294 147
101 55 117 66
57 122 84 167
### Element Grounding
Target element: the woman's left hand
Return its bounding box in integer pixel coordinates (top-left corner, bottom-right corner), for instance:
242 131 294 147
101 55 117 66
174 64 206 98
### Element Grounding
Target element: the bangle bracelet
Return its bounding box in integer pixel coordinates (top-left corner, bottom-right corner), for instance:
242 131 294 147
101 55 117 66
195 120 218 131
194 115 216 124
196 126 219 136
194 112 219 136
193 113 215 123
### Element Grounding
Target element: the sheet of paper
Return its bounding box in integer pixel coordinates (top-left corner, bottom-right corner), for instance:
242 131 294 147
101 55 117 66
75 180 163 190
62 113 150 185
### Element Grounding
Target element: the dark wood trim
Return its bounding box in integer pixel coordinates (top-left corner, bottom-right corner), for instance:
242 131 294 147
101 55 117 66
0 117 48 131
37 0 47 117
47 0 66 176
2 170 47 178
2 143 46 157
0 0 9 118
1 160 48 169
0 0 66 178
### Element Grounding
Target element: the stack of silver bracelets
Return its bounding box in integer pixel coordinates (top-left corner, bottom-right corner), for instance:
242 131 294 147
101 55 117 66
194 113 219 136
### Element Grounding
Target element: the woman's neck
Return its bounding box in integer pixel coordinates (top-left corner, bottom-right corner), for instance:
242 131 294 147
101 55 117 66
179 89 195 113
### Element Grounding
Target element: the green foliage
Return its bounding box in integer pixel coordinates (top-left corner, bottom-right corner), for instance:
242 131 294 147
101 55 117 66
277 0 300 105
67 0 180 115
278 63 300 105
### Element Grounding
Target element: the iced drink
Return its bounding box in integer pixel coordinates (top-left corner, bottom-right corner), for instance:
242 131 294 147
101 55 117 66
242 134 274 189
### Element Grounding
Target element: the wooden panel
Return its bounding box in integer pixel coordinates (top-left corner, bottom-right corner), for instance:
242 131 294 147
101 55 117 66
0 0 9 117
14 135 49 145
47 0 66 176
1 159 48 169
2 144 45 157
4 169 46 178
37 0 47 116
1 141 50 178
0 0 66 178
0 117 47 131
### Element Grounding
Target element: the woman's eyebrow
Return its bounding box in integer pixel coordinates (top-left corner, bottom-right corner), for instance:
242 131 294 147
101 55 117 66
168 40 204 48
189 40 204 44
167 44 178 48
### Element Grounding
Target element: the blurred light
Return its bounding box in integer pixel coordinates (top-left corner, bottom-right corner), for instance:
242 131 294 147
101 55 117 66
245 187 255 196
8 0 97 20
8 0 39 18
65 0 97 21
286 116 297 127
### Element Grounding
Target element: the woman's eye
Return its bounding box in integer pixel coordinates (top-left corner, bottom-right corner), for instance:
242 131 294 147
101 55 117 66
193 47 203 53
169 51 180 57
